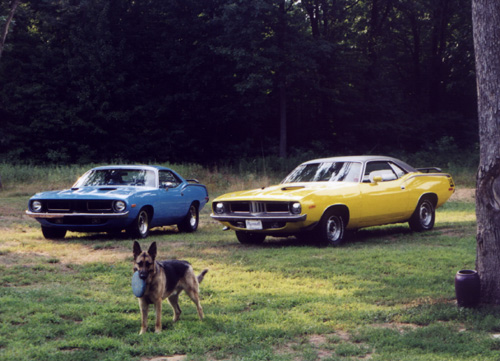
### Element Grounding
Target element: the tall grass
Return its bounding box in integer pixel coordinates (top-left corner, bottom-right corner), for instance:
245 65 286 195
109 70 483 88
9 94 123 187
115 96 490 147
0 150 478 197
0 161 285 199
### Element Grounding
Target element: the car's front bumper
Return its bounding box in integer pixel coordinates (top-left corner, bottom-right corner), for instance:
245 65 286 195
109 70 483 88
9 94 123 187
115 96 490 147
26 211 132 231
26 211 130 219
211 213 308 233
210 213 306 222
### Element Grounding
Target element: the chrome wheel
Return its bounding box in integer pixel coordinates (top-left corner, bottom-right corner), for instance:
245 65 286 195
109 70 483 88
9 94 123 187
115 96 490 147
326 214 343 243
178 204 199 233
409 198 435 231
137 210 149 236
128 209 150 238
419 202 433 228
188 206 197 228
317 209 345 246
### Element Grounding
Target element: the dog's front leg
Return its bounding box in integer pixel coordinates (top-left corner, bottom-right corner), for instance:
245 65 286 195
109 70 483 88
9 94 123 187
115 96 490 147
139 298 149 335
154 300 163 333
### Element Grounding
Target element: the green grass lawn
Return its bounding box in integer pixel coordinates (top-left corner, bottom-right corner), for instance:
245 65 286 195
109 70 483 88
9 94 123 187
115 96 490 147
2 185 499 361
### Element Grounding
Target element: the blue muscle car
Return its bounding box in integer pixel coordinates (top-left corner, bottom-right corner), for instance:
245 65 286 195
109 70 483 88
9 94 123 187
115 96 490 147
26 165 209 239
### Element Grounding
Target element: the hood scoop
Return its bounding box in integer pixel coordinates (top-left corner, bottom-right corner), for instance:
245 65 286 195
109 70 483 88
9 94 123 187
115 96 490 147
98 187 118 191
281 185 305 191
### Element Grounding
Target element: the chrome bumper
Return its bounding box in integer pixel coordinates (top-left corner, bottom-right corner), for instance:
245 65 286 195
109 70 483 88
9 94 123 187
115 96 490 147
210 213 307 222
26 211 130 219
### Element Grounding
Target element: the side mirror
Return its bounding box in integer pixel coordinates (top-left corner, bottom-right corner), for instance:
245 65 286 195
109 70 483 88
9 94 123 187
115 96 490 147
372 176 383 184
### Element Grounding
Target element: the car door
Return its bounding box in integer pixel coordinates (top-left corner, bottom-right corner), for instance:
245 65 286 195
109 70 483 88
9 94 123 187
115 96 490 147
358 161 409 227
155 170 187 225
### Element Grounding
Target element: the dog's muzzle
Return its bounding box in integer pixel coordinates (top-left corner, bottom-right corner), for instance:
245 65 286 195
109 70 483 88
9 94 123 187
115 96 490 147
139 271 149 280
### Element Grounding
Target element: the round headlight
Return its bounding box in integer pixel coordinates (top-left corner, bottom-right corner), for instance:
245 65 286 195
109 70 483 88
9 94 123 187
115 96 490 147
113 200 127 212
214 202 225 214
31 200 42 212
291 202 301 215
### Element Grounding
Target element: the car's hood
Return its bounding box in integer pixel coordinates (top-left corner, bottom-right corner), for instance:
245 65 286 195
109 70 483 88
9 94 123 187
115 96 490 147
216 182 356 201
32 186 151 199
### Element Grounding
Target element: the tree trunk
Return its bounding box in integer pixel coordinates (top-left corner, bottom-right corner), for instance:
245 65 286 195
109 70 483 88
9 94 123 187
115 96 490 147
0 0 21 60
472 0 500 304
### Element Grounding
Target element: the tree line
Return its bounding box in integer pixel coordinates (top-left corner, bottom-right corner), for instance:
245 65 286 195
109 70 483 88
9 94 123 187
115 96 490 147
0 0 477 165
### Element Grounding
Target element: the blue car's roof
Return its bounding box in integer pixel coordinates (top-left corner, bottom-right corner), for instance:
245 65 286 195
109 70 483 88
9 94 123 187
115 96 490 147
91 165 172 171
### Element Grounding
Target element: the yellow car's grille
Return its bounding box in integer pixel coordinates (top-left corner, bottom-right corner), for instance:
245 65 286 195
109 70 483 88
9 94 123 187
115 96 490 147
229 202 290 214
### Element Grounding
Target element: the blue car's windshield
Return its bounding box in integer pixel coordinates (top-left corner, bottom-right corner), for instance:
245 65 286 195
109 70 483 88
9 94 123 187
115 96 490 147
74 169 156 187
281 162 362 183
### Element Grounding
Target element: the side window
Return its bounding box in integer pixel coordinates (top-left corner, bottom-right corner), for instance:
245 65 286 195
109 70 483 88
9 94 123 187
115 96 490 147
159 170 181 188
389 162 406 178
363 161 398 182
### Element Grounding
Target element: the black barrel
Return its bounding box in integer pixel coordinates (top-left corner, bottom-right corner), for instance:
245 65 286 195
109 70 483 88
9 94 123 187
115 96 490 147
455 269 480 307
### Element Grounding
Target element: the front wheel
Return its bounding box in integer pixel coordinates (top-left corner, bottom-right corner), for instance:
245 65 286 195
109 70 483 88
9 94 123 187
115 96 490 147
409 198 435 232
177 204 199 233
316 209 345 247
41 226 67 240
235 231 266 245
127 209 150 238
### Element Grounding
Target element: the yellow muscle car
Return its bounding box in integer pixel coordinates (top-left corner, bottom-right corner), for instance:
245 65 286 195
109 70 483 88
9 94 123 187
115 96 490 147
211 156 455 246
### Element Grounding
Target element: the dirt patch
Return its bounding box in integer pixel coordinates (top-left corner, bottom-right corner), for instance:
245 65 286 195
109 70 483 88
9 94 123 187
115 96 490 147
142 357 186 361
371 322 421 333
450 188 475 202
0 239 131 268
274 332 369 360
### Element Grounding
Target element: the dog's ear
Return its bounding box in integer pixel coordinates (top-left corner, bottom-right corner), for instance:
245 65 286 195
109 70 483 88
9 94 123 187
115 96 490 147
147 242 157 260
148 242 157 260
133 241 142 259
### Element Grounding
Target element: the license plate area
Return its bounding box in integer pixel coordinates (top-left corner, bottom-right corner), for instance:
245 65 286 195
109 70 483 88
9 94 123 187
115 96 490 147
245 220 263 230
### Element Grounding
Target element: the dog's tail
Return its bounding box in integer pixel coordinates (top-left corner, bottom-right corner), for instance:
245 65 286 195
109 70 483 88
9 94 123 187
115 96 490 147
197 269 209 284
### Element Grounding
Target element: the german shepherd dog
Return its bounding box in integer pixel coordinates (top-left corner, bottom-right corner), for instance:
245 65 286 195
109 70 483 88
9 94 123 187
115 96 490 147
133 241 208 334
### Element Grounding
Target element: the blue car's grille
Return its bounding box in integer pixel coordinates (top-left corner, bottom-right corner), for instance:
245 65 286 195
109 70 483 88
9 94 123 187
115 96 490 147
45 200 114 213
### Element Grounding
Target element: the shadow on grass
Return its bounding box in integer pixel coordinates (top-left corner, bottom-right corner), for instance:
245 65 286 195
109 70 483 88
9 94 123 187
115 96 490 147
242 220 475 249
55 226 181 243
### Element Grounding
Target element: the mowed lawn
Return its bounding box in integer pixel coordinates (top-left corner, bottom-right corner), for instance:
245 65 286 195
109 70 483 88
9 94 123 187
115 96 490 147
1 186 500 361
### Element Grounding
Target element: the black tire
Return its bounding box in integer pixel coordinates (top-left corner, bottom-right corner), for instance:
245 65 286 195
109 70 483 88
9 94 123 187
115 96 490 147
41 226 67 240
316 209 345 247
127 209 150 238
107 230 124 238
409 198 435 232
177 203 199 233
235 231 266 245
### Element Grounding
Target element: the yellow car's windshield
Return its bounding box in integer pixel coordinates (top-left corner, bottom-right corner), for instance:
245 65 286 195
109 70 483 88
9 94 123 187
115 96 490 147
282 162 362 183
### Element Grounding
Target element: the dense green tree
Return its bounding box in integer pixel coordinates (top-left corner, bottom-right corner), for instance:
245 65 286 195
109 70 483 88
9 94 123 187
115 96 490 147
0 0 477 164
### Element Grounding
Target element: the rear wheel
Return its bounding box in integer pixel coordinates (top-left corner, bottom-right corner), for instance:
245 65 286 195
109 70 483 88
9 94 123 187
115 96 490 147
41 227 67 240
178 203 199 233
236 231 266 245
409 198 435 231
316 209 345 247
127 209 150 238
